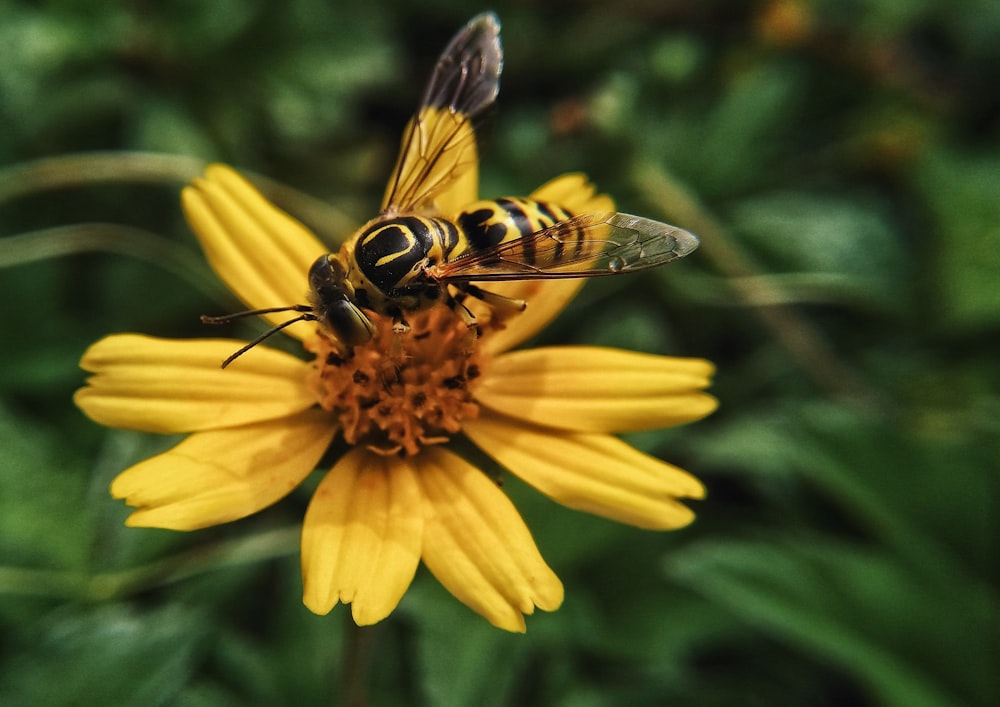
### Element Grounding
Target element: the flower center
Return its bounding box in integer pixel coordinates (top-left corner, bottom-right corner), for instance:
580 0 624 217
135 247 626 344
305 306 490 456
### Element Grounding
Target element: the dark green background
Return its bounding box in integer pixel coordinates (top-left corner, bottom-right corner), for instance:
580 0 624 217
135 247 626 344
1 0 996 705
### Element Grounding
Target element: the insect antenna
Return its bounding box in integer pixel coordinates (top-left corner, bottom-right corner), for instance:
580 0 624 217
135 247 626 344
200 304 314 325
201 304 316 368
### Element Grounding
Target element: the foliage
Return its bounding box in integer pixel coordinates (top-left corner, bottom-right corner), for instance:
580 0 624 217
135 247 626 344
1 0 996 704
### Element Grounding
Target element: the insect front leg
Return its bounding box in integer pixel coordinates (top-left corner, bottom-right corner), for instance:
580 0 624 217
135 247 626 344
443 290 484 353
445 290 478 328
389 307 411 334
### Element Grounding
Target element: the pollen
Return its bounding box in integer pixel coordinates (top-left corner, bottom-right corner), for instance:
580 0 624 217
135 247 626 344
304 307 490 456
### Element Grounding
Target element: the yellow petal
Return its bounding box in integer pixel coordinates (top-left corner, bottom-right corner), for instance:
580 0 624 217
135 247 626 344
464 414 705 530
476 346 718 432
301 448 423 624
75 334 316 433
478 279 585 356
530 173 615 215
416 447 563 632
111 408 335 530
183 164 325 341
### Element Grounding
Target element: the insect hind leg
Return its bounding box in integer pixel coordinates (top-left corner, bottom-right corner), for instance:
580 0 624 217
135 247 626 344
456 283 527 313
447 284 527 331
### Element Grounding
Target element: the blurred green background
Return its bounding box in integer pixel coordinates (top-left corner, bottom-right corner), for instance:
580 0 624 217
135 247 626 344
1 0 997 705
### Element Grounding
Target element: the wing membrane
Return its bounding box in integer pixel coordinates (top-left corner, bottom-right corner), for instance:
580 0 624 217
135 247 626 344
431 212 700 281
381 13 502 215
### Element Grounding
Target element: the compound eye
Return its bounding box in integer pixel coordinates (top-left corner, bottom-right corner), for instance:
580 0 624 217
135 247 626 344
325 300 374 348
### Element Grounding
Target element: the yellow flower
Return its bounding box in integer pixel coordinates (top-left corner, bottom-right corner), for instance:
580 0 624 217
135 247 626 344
75 164 716 632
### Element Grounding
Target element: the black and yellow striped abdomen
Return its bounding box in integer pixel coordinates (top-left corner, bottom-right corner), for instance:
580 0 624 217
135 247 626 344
455 198 575 259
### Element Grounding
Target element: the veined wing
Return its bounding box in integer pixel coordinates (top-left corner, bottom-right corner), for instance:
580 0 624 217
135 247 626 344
430 212 700 281
381 13 502 215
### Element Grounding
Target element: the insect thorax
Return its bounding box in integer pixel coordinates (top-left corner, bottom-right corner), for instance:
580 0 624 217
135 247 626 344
349 215 459 313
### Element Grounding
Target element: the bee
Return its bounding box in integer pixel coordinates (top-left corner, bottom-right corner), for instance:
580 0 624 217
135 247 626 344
205 13 699 367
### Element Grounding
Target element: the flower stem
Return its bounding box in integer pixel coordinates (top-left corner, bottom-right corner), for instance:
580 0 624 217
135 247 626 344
342 616 376 707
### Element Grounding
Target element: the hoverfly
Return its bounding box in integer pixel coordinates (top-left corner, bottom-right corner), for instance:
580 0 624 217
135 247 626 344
205 13 699 367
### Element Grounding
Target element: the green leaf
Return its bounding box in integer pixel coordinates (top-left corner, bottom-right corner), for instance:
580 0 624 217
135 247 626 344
693 400 996 576
405 578 526 707
128 99 220 158
668 537 991 707
684 400 997 704
0 603 210 707
672 62 805 196
0 404 95 571
730 191 908 310
914 147 1000 330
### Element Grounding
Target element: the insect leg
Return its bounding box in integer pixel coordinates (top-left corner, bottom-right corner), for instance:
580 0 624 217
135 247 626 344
389 307 411 334
443 292 483 353
445 291 478 328
457 283 527 312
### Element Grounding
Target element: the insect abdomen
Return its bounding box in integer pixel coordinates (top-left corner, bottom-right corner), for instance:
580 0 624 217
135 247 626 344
456 198 576 265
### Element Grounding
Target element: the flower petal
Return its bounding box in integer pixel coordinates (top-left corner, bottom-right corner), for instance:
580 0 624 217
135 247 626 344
476 346 717 432
416 446 563 632
111 408 335 530
75 334 317 433
530 173 615 215
301 448 424 624
464 413 705 529
478 280 585 356
183 164 326 341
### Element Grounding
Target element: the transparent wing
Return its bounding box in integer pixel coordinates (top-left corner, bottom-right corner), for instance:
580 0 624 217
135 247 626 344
381 13 502 215
431 212 700 282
